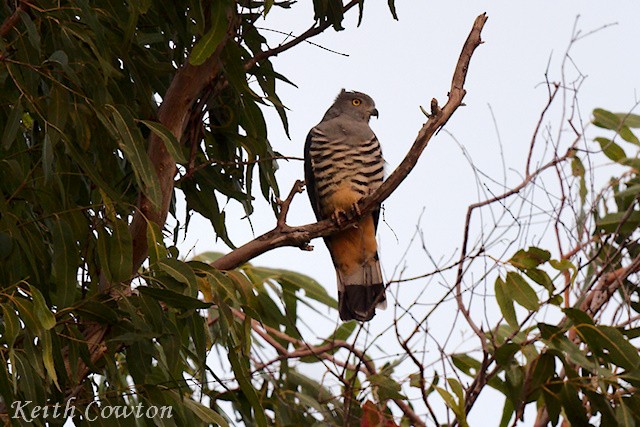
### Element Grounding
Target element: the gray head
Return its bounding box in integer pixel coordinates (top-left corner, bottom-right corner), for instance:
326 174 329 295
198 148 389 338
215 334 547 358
322 89 379 122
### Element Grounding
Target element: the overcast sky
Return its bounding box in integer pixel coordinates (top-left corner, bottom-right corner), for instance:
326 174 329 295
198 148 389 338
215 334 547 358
173 1 640 424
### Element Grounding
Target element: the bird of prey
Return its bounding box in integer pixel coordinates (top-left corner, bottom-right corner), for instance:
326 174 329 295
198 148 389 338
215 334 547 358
304 89 386 321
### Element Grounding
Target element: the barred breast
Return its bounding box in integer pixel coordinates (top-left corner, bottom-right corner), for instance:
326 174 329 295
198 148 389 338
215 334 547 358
308 128 384 216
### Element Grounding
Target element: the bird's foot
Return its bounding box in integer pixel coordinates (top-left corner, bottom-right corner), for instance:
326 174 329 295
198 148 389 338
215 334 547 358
349 202 361 218
331 208 347 226
331 203 362 226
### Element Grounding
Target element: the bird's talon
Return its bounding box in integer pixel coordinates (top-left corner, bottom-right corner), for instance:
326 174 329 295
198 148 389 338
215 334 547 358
351 203 361 217
331 209 346 226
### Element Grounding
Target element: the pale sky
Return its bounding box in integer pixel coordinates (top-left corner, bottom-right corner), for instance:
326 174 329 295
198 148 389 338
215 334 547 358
174 2 640 424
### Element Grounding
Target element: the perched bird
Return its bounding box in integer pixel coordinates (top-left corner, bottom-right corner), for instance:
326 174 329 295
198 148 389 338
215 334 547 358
304 89 386 321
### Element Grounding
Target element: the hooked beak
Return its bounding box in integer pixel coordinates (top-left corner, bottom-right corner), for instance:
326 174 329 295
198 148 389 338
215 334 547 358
370 108 379 119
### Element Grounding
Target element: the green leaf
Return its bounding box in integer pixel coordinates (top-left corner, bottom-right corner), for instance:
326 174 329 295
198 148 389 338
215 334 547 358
1 305 21 348
619 157 640 170
447 378 464 402
409 372 422 388
2 100 23 149
435 384 468 427
76 301 119 324
617 113 640 128
138 119 186 163
527 352 555 395
107 105 162 209
182 181 234 248
495 343 520 367
524 268 554 293
20 10 40 51
12 297 39 333
593 109 640 145
30 285 56 330
619 126 640 145
273 269 337 308
495 276 518 328
322 321 356 344
549 258 575 272
508 247 550 270
146 222 168 265
616 400 635 427
575 324 640 370
183 398 229 426
137 287 211 310
593 108 622 130
451 353 481 377
505 272 539 311
42 133 54 183
499 399 515 427
108 217 134 283
48 84 70 142
158 258 197 291
189 1 229 65
560 382 589 425
228 349 268 426
0 232 13 260
538 323 596 369
562 308 594 326
596 137 626 162
49 217 78 308
369 373 405 401
615 184 640 200
41 330 60 390
596 211 640 235
287 369 334 403
571 156 585 177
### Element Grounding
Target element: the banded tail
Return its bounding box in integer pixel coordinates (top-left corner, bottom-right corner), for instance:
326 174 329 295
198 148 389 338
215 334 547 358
336 252 386 322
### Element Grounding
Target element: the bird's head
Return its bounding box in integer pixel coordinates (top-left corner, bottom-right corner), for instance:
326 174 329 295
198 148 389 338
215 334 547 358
323 89 378 122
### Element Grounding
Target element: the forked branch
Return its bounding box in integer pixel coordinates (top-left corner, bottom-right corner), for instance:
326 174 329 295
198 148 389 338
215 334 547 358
213 13 489 271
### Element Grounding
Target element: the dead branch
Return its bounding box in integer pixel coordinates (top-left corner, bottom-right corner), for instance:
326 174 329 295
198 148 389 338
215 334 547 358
276 179 305 230
212 13 489 271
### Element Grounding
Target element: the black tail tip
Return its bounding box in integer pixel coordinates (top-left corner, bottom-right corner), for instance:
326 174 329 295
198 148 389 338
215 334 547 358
338 283 385 322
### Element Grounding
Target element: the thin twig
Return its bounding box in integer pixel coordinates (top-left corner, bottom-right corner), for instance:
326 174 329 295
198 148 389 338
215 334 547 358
244 0 361 71
526 83 561 176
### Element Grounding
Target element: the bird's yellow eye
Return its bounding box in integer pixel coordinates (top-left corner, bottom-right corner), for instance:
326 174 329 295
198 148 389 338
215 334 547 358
352 98 362 106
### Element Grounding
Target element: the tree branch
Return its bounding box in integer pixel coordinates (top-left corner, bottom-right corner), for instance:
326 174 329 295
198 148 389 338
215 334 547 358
0 1 26 38
213 13 489 271
230 308 426 426
243 0 361 70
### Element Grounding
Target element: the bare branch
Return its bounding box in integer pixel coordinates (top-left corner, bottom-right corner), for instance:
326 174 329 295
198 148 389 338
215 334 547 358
526 83 561 176
276 180 305 230
213 13 489 271
453 147 577 347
